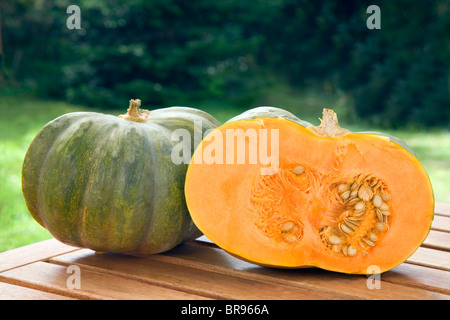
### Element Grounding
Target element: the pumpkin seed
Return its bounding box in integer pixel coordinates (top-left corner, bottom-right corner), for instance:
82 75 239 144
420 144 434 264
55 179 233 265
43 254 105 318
368 232 378 241
339 223 352 234
380 202 389 211
347 245 357 256
364 238 375 246
354 208 365 217
376 208 384 221
293 165 304 175
329 235 342 245
358 186 370 201
381 191 391 201
281 221 295 232
338 183 350 193
347 197 360 206
341 190 351 200
375 222 388 232
282 234 297 243
345 219 359 230
373 194 383 208
342 245 348 256
354 201 365 211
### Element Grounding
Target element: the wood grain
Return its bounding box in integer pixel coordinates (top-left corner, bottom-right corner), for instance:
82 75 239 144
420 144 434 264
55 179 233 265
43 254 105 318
159 242 449 300
431 215 450 232
407 247 450 271
0 239 78 272
422 230 450 251
0 281 74 300
50 250 346 300
0 261 209 300
435 203 450 217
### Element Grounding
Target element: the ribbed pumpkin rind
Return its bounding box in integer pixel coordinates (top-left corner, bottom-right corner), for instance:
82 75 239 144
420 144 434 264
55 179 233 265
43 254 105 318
22 108 220 254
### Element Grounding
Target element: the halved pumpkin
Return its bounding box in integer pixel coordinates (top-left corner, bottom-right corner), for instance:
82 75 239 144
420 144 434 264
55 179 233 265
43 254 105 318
185 107 434 274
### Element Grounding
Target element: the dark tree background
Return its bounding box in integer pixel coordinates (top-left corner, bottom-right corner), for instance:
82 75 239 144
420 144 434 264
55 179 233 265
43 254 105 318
1 0 449 127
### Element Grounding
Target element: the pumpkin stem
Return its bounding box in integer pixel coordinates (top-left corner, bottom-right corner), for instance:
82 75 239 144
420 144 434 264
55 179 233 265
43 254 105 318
309 108 350 137
118 99 150 122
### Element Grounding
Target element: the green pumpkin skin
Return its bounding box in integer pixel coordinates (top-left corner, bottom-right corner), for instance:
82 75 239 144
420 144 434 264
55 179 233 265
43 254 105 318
22 102 220 254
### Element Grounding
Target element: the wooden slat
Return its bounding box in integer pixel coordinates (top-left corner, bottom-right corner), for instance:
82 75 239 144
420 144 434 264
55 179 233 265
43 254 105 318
159 242 449 300
383 263 450 294
0 239 78 272
431 215 450 232
435 202 450 217
50 249 347 300
196 235 450 271
0 261 209 300
0 281 74 300
422 230 450 251
406 247 450 271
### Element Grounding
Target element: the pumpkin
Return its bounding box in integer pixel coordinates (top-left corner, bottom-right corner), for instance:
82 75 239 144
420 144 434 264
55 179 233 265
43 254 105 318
185 107 434 274
22 99 220 254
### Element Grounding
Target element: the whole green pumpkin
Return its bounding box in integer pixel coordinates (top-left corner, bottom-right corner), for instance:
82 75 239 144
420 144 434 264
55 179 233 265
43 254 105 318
22 99 220 254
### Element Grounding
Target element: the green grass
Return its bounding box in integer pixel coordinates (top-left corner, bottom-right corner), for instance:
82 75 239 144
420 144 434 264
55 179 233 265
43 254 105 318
0 93 449 252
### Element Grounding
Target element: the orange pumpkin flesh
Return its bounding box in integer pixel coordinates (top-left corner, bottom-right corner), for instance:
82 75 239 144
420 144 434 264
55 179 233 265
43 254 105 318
185 108 434 274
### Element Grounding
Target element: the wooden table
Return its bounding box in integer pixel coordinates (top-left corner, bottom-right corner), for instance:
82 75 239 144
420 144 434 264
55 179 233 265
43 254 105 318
0 203 449 301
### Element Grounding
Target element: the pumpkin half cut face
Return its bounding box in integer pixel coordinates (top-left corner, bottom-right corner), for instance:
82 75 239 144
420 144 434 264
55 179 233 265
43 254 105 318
185 107 434 274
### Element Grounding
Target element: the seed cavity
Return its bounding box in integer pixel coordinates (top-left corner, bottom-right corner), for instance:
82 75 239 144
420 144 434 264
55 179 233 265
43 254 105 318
320 174 392 257
250 166 391 255
279 219 303 244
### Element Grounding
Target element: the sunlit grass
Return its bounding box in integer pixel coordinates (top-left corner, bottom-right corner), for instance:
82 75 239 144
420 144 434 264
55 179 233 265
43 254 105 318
0 94 448 252
0 96 89 251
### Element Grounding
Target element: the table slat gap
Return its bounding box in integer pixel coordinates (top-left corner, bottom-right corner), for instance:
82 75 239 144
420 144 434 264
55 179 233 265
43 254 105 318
0 239 81 273
0 263 103 300
0 281 77 300
2 260 209 300
422 230 450 252
51 257 219 300
381 264 450 295
434 203 450 217
406 247 450 272
49 254 238 300
431 215 450 233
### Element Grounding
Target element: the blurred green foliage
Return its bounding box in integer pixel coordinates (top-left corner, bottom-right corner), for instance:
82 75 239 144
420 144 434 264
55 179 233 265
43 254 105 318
1 0 449 127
